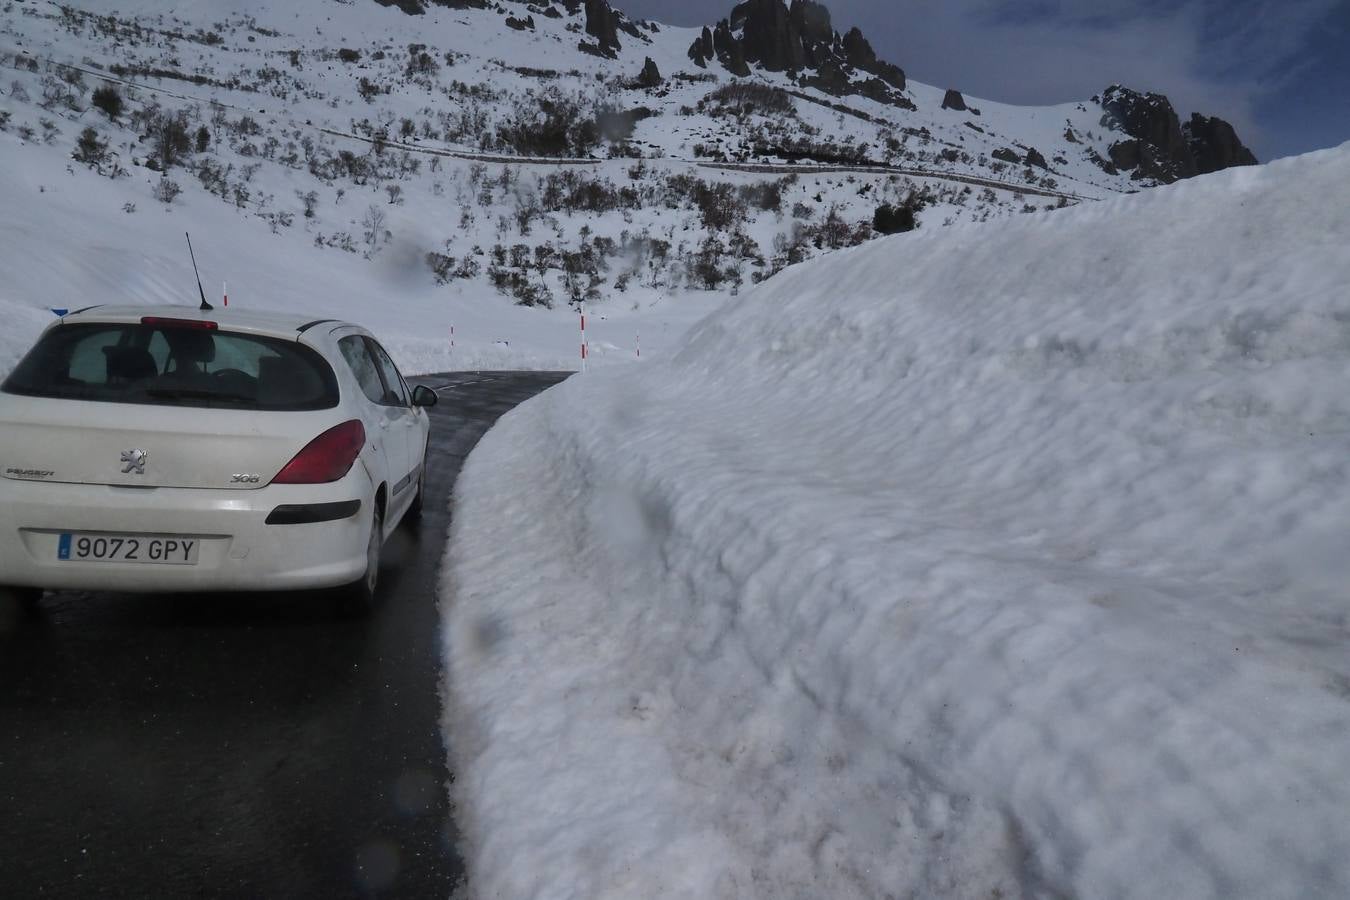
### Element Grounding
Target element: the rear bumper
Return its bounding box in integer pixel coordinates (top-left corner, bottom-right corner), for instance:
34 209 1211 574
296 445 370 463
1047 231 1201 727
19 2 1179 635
0 470 373 593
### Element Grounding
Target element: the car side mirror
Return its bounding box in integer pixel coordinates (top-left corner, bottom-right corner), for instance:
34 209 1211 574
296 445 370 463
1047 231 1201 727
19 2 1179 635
411 384 438 408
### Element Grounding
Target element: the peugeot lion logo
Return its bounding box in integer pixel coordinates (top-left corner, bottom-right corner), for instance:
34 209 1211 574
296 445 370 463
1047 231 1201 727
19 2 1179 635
120 449 148 475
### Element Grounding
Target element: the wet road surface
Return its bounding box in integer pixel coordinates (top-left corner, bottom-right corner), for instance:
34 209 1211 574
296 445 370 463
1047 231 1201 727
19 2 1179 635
0 371 571 898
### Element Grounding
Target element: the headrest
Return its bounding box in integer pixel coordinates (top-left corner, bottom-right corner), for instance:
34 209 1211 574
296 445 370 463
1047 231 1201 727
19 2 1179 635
165 328 216 365
104 346 158 381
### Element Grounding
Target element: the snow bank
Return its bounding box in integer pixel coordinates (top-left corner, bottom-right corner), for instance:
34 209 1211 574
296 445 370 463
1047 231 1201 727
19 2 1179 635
442 143 1350 899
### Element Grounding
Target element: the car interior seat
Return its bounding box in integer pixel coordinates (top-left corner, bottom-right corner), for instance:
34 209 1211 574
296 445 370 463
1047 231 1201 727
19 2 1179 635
164 329 217 375
104 346 158 384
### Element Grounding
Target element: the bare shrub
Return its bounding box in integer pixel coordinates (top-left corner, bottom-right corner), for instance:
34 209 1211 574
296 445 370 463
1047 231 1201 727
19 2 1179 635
698 83 796 118
153 178 182 204
361 205 386 249
91 84 123 119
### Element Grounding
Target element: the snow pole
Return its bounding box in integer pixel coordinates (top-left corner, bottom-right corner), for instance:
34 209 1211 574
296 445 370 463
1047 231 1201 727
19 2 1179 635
580 303 588 373
636 331 640 359
222 280 228 308
450 324 455 353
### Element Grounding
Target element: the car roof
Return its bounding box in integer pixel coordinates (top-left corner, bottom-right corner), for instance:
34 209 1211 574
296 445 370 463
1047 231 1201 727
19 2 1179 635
57 305 362 339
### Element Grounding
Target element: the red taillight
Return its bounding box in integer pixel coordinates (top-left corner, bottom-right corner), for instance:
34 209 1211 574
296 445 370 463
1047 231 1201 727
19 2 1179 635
141 316 218 330
272 420 366 484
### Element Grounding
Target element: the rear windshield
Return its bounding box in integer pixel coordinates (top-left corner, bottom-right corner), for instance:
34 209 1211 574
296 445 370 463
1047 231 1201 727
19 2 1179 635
1 322 339 411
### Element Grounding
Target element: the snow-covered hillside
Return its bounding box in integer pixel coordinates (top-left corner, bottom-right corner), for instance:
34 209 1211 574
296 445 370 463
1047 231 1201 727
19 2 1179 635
442 142 1350 898
0 122 728 375
0 0 1251 375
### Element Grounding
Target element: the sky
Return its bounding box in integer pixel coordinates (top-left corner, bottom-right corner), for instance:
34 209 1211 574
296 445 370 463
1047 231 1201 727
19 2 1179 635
611 0 1350 161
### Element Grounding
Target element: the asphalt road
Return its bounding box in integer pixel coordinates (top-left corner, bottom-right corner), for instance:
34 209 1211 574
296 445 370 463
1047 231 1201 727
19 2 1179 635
0 371 571 898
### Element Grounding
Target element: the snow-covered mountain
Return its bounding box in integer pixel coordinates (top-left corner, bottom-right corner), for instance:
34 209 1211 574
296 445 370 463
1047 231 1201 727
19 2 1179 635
0 0 1258 374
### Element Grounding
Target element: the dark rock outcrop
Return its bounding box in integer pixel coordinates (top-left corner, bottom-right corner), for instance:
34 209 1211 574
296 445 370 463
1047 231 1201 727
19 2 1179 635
637 56 663 89
803 58 848 95
714 20 751 77
584 0 622 55
1099 85 1259 183
872 60 905 91
375 0 429 14
375 0 489 12
992 147 1021 165
1184 113 1258 175
941 89 967 112
856 77 910 107
731 0 807 71
701 0 906 106
617 17 649 44
1024 147 1048 169
576 40 609 59
688 26 715 67
1106 138 1186 182
1099 85 1194 181
789 0 833 47
1086 147 1119 176
840 27 876 71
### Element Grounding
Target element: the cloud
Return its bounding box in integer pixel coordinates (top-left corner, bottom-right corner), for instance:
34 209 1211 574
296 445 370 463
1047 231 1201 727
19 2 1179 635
847 0 1338 146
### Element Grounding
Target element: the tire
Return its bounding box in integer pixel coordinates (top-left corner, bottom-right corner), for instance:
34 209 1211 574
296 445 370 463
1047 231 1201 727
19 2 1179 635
1 586 44 620
338 505 383 615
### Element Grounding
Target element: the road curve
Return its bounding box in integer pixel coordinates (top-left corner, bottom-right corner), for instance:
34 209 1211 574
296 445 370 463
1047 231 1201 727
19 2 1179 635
0 371 570 899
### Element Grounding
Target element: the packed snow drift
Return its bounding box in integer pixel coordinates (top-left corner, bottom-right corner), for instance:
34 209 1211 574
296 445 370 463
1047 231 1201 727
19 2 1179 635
442 143 1350 899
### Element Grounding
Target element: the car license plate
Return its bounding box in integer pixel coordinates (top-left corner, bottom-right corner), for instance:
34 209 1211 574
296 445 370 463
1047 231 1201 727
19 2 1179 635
57 533 199 565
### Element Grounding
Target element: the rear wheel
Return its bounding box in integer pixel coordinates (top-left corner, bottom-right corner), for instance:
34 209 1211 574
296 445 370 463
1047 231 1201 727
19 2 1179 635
0 586 44 620
338 505 383 615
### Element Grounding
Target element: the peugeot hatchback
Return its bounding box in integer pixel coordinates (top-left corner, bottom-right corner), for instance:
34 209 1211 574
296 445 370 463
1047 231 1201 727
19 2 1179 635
0 305 437 613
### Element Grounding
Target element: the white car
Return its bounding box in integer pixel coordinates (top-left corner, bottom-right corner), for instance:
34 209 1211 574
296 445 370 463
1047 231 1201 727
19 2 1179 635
0 305 436 613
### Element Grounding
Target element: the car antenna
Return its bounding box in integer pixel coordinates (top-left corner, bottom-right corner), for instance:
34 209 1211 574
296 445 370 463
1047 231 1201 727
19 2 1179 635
185 232 213 311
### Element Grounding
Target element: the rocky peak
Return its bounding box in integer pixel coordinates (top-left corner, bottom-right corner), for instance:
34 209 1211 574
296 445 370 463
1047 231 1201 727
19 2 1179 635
1099 85 1195 182
688 26 715 67
789 0 833 47
840 27 876 70
703 0 906 103
637 56 663 89
730 0 807 71
1100 87 1187 152
584 0 621 55
1098 85 1257 184
1184 113 1258 175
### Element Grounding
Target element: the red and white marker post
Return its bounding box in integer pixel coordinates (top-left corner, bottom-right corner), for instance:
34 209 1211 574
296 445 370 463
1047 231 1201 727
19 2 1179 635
580 304 588 373
222 281 228 307
636 331 640 359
